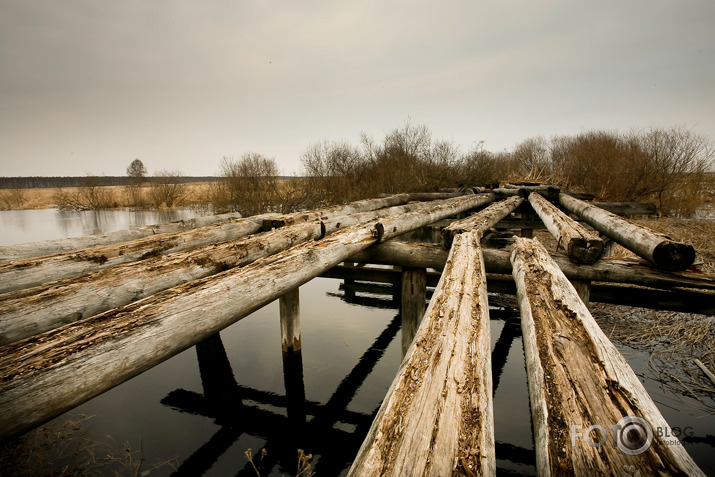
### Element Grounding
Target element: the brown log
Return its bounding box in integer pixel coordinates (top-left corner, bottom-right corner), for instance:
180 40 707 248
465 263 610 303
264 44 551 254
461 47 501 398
265 193 410 229
592 201 657 216
511 237 704 476
560 193 695 271
0 194 483 440
0 212 244 262
348 241 715 292
442 196 523 249
0 214 278 294
528 192 603 264
349 231 494 476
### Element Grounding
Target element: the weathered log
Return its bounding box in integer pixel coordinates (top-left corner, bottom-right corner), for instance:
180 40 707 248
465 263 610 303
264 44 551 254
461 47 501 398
349 231 494 476
0 214 279 294
0 194 483 440
321 200 431 235
348 241 715 291
496 184 560 200
265 193 410 229
279 288 301 353
442 196 523 249
560 193 695 271
400 267 426 356
0 212 244 262
0 222 325 345
511 237 704 476
593 201 657 217
374 193 495 241
528 192 603 264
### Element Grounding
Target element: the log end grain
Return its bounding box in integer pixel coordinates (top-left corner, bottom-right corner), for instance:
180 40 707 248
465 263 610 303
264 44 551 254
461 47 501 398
566 237 604 265
652 241 696 271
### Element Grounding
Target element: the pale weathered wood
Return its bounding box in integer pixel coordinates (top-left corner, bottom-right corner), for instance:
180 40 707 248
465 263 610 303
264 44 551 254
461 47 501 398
349 241 715 292
349 231 494 476
560 193 695 271
265 194 410 229
400 267 426 356
442 195 523 249
528 192 604 264
0 212 245 262
511 237 704 476
0 222 325 345
0 214 279 294
279 288 301 353
0 194 483 440
374 193 495 242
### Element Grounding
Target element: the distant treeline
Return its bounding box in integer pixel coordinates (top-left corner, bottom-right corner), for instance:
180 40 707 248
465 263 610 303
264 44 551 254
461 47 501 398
0 176 222 189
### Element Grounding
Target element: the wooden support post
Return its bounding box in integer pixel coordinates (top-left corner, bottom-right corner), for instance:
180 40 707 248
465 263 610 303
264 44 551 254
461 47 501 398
0 193 485 440
570 280 591 306
279 288 306 427
442 195 523 249
349 231 495 476
528 192 603 264
510 237 704 476
400 267 427 357
560 193 695 271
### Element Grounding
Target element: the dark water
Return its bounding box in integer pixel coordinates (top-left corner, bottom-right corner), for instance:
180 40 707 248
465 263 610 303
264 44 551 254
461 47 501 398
1 210 714 476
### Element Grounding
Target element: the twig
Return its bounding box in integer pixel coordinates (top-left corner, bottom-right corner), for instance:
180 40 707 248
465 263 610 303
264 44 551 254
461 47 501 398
694 359 715 388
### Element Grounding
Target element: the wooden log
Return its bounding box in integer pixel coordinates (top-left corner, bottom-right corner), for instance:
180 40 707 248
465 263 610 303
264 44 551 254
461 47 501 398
265 193 410 229
348 241 715 292
560 193 695 271
400 268 426 356
510 237 704 476
0 221 325 345
592 202 657 217
0 214 278 294
279 288 306 425
321 200 431 236
374 193 495 242
0 212 245 262
0 194 483 440
442 195 523 249
528 192 604 264
349 231 494 476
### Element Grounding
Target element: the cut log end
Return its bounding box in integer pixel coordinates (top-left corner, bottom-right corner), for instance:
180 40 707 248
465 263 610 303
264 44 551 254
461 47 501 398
652 242 696 271
566 238 605 265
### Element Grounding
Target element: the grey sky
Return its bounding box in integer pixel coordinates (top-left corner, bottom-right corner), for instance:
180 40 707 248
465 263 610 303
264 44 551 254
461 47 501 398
1 1 714 177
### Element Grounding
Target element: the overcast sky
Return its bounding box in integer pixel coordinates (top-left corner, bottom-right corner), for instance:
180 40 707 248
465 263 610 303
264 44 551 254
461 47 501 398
1 1 714 177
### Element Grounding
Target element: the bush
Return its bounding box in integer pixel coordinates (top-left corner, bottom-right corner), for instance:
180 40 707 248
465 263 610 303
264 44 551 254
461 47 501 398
148 170 187 208
212 153 282 215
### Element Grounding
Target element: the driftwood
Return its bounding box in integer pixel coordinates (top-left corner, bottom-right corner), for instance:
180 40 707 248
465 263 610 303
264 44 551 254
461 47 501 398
0 214 277 294
511 237 704 476
0 194 484 440
528 192 603 264
349 231 494 476
264 194 410 229
441 196 523 249
0 212 244 262
560 193 695 271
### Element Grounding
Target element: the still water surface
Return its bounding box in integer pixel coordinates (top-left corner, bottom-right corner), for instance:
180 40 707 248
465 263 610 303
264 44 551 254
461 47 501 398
1 209 713 475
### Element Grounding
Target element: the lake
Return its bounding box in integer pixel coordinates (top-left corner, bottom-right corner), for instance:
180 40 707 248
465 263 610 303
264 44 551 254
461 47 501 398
0 208 713 476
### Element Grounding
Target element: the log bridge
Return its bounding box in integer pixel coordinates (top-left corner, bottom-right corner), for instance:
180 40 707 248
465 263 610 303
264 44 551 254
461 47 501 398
0 186 711 475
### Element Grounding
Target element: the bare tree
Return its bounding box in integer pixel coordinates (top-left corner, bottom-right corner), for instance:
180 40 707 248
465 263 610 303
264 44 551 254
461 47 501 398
215 153 281 215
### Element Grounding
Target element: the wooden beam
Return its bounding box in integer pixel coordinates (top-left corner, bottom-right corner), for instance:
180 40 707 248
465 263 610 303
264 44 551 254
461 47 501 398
349 231 494 476
592 202 657 217
348 241 715 292
0 194 484 441
441 196 523 249
0 212 246 263
0 214 278 294
511 237 704 476
560 193 695 271
265 193 410 229
528 192 604 264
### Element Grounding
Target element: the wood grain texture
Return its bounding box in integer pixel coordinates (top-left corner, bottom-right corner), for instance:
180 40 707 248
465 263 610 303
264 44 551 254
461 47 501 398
511 237 704 476
441 195 522 249
349 231 494 476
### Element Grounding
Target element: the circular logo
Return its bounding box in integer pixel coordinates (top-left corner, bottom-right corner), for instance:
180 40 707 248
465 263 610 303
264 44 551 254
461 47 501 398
615 416 653 456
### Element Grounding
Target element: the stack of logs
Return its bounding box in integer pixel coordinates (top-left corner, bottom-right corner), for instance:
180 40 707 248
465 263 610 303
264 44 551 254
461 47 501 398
0 185 711 475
